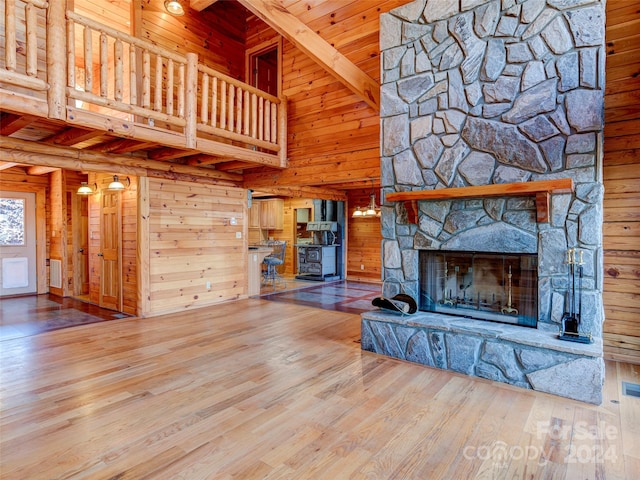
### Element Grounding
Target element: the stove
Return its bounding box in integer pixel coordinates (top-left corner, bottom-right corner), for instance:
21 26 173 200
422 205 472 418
296 244 339 280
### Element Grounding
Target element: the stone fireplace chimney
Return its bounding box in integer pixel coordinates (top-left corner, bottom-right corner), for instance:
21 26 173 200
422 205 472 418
362 0 606 403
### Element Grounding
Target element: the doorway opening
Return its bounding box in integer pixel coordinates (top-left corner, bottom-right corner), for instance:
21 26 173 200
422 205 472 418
247 39 281 97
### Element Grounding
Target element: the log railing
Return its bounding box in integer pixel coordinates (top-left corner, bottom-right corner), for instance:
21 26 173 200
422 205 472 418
197 63 283 153
66 11 191 132
0 0 286 163
0 0 49 91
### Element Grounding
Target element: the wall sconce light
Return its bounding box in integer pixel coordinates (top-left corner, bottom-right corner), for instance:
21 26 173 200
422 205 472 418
107 175 130 191
164 0 185 16
76 182 97 195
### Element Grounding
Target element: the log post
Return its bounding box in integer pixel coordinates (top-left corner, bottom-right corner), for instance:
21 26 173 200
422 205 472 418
184 53 198 149
278 97 287 167
166 58 174 115
26 3 38 76
5 0 16 71
211 76 218 128
201 73 209 123
47 0 67 119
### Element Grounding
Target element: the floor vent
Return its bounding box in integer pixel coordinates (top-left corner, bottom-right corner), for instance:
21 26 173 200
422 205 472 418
50 259 62 288
622 381 640 398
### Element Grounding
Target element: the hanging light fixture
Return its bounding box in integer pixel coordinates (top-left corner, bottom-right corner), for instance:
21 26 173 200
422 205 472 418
352 179 380 218
107 175 130 191
164 0 185 16
76 182 96 195
364 193 378 217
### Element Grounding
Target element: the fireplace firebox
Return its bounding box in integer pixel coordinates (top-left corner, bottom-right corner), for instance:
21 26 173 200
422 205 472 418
419 251 538 328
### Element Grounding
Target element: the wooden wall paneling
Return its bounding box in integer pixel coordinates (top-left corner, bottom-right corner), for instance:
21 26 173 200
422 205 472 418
137 176 150 317
244 2 406 193
147 179 247 315
121 176 138 315
75 0 131 31
138 0 247 80
603 0 640 363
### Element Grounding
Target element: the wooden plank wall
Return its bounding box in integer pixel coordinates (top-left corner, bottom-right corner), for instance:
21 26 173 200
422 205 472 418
138 0 246 79
146 179 247 316
347 189 382 283
244 0 407 189
121 176 138 315
603 1 640 363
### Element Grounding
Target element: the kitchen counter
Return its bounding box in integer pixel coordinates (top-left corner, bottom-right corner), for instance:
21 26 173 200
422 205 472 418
247 247 272 296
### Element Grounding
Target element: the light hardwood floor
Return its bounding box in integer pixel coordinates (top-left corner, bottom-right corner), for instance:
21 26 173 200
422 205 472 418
1 298 638 479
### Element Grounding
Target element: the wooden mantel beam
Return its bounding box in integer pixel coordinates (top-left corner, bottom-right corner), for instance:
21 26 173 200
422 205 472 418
386 179 574 224
193 0 380 111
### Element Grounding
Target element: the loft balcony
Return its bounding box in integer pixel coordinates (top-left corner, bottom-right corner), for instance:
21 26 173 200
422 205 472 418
0 0 287 180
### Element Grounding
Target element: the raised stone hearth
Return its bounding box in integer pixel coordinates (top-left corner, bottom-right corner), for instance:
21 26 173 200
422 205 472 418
361 310 604 404
369 0 606 403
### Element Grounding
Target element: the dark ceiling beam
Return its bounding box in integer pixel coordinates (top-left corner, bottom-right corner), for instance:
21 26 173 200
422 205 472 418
0 113 37 135
43 127 104 146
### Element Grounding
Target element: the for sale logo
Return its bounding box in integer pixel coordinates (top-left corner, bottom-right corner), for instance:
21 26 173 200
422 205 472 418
462 421 618 468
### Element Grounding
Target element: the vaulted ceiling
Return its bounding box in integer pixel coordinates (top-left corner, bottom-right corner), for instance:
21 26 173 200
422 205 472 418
1 0 408 197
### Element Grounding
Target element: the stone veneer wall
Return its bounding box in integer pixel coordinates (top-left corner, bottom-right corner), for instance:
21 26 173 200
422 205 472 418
363 0 606 403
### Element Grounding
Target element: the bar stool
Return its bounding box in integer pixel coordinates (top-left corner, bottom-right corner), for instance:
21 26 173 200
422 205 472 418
261 240 286 289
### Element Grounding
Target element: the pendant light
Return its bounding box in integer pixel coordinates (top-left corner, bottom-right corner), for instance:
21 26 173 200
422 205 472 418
352 179 380 218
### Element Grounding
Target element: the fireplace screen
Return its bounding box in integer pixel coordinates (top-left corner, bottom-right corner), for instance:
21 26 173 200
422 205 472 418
419 251 537 327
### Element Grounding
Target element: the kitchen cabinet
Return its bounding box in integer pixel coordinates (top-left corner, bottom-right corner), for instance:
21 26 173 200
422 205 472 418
249 199 283 230
259 199 284 230
249 202 261 228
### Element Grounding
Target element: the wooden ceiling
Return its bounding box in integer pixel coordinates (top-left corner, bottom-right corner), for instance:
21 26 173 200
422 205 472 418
0 0 405 196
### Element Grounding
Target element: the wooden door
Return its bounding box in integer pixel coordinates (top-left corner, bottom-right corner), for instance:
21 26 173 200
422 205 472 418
253 49 277 95
249 44 279 96
99 190 121 310
0 192 37 295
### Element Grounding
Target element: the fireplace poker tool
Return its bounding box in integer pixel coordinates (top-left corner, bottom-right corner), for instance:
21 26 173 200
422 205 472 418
501 265 518 315
559 248 592 344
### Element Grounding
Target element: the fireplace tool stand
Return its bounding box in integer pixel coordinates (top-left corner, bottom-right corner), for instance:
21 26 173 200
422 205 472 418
559 248 592 344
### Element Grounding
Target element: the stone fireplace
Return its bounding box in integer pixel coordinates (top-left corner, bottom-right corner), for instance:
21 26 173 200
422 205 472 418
361 0 605 403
